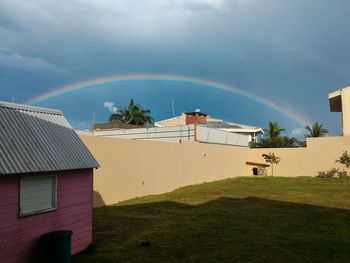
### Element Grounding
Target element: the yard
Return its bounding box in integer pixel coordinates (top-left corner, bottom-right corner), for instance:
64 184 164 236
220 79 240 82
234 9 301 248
73 177 350 263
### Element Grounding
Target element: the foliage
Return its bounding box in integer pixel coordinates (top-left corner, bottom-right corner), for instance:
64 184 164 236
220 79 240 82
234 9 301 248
297 140 307 147
73 177 350 263
316 151 350 178
337 170 348 178
317 168 340 178
262 152 280 176
317 168 348 178
265 121 285 139
305 122 328 138
262 152 281 165
252 121 302 148
109 99 154 126
336 151 350 168
257 136 300 148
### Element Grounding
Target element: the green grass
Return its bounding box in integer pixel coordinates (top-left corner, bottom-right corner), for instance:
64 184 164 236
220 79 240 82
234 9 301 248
73 177 350 263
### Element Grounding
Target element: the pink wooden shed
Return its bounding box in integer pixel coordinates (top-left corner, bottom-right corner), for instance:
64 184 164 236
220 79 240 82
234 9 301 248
0 101 99 263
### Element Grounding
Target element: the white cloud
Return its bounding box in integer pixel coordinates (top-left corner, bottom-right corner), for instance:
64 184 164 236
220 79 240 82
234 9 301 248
0 48 68 73
69 119 92 131
104 101 118 113
290 128 304 138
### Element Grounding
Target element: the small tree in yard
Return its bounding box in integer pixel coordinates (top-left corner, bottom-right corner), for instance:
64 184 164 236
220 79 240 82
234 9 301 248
336 151 350 168
262 153 280 176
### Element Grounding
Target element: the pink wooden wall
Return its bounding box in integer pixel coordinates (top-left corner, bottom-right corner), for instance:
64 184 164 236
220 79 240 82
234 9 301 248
0 169 93 263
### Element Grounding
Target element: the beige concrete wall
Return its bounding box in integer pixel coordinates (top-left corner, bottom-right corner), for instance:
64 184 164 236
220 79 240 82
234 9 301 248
81 134 350 207
80 135 249 207
250 136 350 177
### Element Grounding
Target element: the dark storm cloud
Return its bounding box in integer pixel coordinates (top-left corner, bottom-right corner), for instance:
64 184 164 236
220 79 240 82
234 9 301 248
0 0 349 134
0 48 69 73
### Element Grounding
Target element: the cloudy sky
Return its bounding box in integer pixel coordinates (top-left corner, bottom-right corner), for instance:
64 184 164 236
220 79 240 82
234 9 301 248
0 0 349 136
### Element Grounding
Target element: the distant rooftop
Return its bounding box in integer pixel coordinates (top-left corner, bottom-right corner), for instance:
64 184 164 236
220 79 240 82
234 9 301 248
155 111 263 134
206 121 242 129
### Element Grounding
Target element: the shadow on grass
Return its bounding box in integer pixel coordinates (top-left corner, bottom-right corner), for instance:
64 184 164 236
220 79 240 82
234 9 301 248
73 197 350 263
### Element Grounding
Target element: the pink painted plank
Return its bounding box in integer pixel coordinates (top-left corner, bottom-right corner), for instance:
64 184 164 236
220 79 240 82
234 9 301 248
0 169 93 263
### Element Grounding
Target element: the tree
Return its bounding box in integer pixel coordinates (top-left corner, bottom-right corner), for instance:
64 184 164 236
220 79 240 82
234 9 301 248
305 122 328 138
266 121 285 139
278 136 299 148
109 99 154 126
252 121 302 148
262 152 281 176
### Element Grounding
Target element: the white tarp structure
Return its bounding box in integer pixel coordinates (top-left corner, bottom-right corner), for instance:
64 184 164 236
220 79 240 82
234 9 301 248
196 125 249 146
92 124 250 146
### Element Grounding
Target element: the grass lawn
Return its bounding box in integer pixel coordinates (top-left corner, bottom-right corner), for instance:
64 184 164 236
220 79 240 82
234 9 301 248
73 177 350 263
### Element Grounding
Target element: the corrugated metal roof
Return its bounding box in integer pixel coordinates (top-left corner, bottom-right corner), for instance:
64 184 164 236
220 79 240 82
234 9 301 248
206 121 242 129
0 101 99 175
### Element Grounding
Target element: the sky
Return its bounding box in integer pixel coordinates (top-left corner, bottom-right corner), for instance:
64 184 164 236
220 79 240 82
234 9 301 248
0 0 349 137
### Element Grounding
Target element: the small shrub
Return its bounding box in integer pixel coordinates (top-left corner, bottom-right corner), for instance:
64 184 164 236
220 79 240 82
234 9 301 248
336 151 350 168
317 168 348 178
319 151 350 178
317 168 339 178
337 170 348 178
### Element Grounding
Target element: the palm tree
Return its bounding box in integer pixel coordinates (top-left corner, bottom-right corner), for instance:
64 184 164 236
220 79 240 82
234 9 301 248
109 107 131 123
252 121 302 148
265 121 285 139
305 122 328 137
109 99 154 126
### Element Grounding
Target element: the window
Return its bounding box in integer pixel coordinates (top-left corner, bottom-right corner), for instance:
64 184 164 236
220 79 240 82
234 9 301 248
20 175 57 217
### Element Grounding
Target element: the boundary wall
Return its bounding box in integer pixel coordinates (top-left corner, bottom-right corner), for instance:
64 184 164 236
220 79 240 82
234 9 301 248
250 136 350 177
80 135 249 207
79 135 350 207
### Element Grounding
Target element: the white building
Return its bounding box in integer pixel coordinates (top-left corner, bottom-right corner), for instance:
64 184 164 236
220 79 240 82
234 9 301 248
155 110 263 143
91 110 263 147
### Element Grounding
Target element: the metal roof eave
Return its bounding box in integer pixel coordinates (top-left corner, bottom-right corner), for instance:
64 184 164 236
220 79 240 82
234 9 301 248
0 102 100 175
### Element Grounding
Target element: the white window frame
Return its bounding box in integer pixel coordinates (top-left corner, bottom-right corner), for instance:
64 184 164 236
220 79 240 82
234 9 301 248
19 175 57 217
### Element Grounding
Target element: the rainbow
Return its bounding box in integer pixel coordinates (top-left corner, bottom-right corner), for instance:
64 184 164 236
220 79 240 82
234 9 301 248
25 73 311 126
